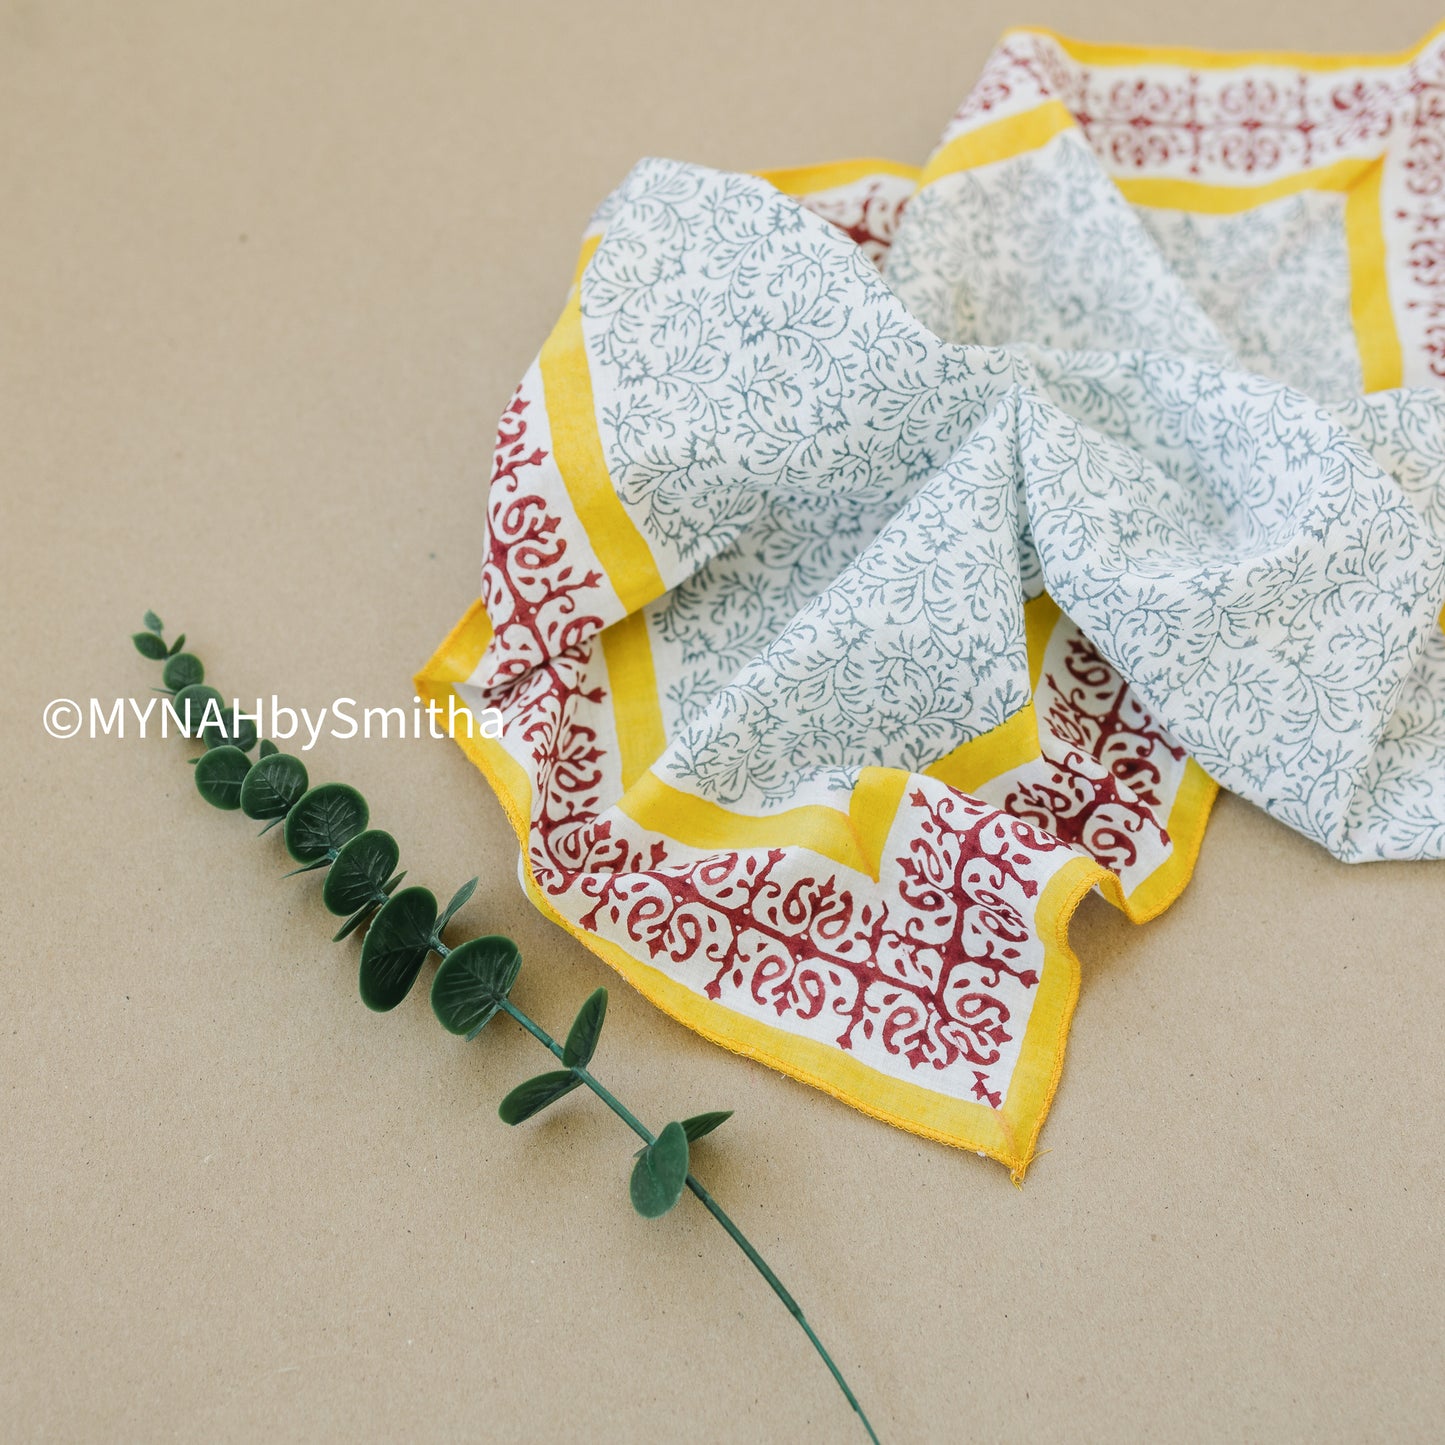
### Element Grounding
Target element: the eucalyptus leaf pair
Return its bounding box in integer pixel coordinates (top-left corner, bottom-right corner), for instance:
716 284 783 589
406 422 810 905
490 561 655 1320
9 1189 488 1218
130 610 185 661
492 987 606 1124
131 614 878 1440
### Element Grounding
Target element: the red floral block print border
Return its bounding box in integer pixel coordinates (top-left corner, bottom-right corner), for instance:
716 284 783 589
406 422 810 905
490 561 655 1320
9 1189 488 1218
485 626 1075 1106
1011 629 1187 880
794 176 914 267
479 381 605 688
1401 46 1445 377
947 31 1399 174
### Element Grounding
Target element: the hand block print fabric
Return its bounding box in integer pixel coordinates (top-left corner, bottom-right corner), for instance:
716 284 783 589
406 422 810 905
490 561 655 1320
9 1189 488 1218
419 26 1445 1178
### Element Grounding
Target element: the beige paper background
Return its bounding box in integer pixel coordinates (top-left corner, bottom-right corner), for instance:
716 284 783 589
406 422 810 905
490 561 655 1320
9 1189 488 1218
4 2 1444 1438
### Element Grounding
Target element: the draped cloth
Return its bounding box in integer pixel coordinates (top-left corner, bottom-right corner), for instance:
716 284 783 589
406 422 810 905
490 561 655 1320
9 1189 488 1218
419 27 1445 1178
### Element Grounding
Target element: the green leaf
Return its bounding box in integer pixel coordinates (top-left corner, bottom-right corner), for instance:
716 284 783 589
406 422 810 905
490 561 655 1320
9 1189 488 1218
258 738 278 758
161 652 204 692
498 1070 581 1125
170 683 223 738
562 987 607 1068
630 1122 689 1218
332 906 374 943
132 631 168 660
633 1110 732 1160
358 885 437 1011
193 745 251 809
282 856 332 877
239 752 308 821
231 714 258 752
201 706 257 753
166 633 186 657
322 829 400 917
430 935 522 1038
330 875 404 943
435 876 478 935
284 783 369 864
143 610 164 633
680 1110 732 1144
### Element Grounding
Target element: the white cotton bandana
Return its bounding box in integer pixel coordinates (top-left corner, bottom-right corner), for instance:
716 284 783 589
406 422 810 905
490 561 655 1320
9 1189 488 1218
420 26 1445 1177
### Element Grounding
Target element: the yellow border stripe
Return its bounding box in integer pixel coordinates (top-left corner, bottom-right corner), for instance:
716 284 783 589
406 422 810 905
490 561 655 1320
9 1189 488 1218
1007 22 1445 72
925 705 1039 796
920 99 1075 189
416 599 1107 1178
923 594 1062 794
1117 157 1403 394
618 766 910 882
1344 159 1404 391
598 611 668 789
538 236 666 614
593 589 911 877
1115 157 1374 214
1024 592 1062 687
758 157 919 196
599 593 1067 875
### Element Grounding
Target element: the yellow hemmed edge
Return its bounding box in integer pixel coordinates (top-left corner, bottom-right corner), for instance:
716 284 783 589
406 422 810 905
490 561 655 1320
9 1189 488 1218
1004 21 1445 72
539 235 667 615
920 99 1075 190
417 597 1108 1179
757 157 920 196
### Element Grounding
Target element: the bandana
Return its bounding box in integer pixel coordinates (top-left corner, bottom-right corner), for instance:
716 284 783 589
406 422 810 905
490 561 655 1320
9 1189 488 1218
419 26 1445 1179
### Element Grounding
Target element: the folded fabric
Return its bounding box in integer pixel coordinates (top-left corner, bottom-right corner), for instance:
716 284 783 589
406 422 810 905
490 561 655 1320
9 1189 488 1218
419 26 1445 1178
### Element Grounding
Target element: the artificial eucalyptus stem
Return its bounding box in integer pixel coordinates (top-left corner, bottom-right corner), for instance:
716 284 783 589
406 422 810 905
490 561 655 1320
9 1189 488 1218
496 995 654 1135
131 613 879 1440
493 993 881 1443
